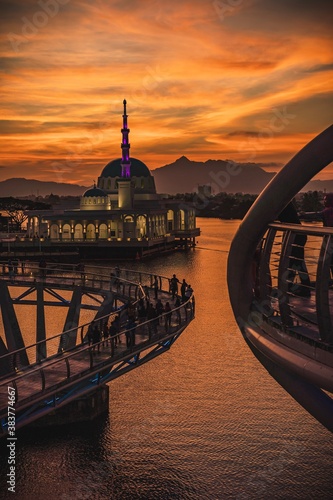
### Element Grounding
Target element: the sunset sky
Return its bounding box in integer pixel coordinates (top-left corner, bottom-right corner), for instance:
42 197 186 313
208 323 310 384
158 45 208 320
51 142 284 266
1 0 332 186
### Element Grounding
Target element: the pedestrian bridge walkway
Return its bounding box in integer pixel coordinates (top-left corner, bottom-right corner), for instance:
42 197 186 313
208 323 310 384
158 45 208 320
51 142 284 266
0 263 195 436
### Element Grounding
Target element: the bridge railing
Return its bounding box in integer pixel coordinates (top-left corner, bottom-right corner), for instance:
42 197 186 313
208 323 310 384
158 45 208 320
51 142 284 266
0 267 146 372
0 261 171 299
253 221 333 344
0 265 185 374
0 294 195 415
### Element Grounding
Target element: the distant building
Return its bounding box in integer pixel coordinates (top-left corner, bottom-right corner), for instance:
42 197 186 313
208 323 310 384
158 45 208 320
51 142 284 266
24 101 200 259
198 185 212 198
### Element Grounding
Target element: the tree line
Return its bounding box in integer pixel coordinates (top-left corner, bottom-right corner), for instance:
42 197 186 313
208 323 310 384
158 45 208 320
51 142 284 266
172 190 327 220
0 191 327 231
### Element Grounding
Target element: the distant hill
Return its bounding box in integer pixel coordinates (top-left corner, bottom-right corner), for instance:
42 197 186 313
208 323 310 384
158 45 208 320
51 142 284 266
153 156 275 194
0 178 88 197
1 162 333 198
153 156 333 195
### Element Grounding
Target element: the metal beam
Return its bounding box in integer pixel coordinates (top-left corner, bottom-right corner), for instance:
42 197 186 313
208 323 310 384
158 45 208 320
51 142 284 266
228 124 333 325
316 234 333 342
59 286 82 352
36 283 46 361
0 280 29 367
92 292 114 323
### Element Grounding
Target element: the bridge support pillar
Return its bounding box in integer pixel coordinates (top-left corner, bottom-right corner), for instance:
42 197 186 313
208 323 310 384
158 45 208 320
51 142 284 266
58 286 82 352
32 385 110 427
36 283 46 360
93 292 114 324
0 280 29 368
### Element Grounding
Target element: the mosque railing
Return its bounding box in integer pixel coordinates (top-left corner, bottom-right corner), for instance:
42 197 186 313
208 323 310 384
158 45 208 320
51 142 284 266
252 221 333 345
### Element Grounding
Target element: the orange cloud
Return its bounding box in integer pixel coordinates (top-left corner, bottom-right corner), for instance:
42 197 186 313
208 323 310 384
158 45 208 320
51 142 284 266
0 0 332 184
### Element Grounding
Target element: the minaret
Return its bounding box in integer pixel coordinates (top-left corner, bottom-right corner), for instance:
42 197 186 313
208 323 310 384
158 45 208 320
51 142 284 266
120 99 131 178
118 99 134 209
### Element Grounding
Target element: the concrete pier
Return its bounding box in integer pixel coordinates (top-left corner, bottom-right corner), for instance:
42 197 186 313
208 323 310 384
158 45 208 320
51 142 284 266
31 385 110 427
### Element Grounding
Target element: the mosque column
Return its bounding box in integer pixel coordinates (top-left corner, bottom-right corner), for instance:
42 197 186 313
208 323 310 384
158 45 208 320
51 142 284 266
27 216 31 237
118 216 123 240
147 217 152 238
37 215 42 237
134 215 138 238
33 216 38 237
161 215 165 235
185 210 189 229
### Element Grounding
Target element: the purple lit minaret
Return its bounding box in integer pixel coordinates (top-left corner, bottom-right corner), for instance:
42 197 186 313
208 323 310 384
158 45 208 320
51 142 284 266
120 99 131 178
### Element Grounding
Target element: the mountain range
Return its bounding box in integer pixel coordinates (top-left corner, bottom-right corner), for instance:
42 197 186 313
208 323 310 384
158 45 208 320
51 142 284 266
1 157 333 197
0 178 87 197
153 156 275 194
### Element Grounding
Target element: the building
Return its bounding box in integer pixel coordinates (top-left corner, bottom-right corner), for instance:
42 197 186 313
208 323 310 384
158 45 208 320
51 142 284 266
198 185 212 198
24 101 200 259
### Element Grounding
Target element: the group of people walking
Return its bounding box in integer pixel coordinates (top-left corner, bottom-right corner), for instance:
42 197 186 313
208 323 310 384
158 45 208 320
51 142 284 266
169 274 193 303
87 314 122 355
86 272 194 355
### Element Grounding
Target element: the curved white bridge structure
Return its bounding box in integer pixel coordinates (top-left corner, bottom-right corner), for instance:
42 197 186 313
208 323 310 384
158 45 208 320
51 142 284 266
0 264 195 436
227 124 333 432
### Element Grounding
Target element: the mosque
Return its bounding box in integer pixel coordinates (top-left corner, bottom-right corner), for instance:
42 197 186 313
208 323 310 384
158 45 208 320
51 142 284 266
25 100 200 259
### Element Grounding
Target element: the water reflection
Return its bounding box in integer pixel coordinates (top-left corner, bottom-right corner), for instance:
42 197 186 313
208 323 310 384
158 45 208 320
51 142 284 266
0 218 332 499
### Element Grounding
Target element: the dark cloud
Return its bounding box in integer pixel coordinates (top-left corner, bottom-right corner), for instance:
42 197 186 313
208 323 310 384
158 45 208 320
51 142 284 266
141 105 208 120
225 92 333 135
227 0 333 34
0 120 40 134
4 103 80 117
136 135 211 155
0 119 102 134
227 131 260 138
304 63 333 74
0 0 74 34
277 93 333 133
0 56 27 70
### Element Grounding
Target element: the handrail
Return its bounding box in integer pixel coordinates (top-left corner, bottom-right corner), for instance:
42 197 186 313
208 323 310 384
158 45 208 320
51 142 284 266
228 124 333 325
0 265 184 368
0 268 145 367
0 262 173 292
0 294 195 412
253 222 333 344
269 222 333 236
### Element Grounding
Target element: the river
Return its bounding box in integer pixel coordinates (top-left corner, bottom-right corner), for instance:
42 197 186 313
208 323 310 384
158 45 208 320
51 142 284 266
0 218 332 499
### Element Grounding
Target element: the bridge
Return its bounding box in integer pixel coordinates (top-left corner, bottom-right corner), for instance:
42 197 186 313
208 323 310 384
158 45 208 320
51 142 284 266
0 262 195 436
227 124 333 432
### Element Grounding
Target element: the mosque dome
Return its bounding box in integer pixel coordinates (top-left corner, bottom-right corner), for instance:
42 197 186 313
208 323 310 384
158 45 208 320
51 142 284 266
100 157 151 178
83 186 107 197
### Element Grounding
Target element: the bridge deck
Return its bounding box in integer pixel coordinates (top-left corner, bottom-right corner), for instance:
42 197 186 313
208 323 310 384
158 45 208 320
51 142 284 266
0 267 194 433
0 328 169 409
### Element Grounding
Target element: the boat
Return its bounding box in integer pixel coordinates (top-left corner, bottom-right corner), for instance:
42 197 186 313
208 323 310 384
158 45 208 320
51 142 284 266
227 124 333 432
